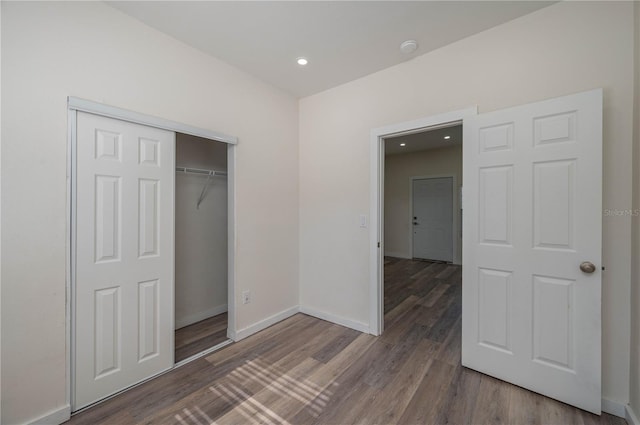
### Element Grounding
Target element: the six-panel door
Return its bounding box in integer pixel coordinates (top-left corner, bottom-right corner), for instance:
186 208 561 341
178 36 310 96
74 112 175 410
462 90 602 413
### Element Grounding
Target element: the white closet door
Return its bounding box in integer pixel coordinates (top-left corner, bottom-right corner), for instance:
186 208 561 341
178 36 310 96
462 89 602 413
74 112 175 410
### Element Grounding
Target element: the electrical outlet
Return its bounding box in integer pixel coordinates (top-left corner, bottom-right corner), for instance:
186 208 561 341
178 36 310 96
242 290 251 304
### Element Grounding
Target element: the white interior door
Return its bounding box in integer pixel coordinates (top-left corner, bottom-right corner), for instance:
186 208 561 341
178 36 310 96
74 112 175 410
462 89 602 413
412 177 453 262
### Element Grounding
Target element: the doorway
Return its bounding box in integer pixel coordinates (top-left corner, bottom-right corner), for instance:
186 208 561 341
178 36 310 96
67 98 237 412
370 90 604 414
174 133 230 363
381 123 462 323
369 108 473 336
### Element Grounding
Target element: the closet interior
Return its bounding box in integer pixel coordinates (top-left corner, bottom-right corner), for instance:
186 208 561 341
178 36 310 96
174 133 229 363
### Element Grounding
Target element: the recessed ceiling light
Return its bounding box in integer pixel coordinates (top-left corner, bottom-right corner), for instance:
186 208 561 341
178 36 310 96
297 57 308 66
400 40 418 54
400 143 406 147
444 135 451 140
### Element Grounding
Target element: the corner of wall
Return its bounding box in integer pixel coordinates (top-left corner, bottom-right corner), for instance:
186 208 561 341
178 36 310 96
296 98 303 310
298 305 370 334
627 404 640 425
0 1 3 421
233 306 299 341
631 0 640 417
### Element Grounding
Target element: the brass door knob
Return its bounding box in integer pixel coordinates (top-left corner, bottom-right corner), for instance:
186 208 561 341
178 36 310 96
580 262 596 274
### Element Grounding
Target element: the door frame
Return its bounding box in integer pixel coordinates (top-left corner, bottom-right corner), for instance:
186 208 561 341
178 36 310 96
369 107 476 336
409 175 457 263
66 97 238 411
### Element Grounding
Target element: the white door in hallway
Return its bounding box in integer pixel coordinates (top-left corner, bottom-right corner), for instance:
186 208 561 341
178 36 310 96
74 112 175 410
412 177 453 262
462 89 602 413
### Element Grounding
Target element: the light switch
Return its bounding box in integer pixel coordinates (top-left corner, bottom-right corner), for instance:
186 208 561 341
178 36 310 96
359 214 367 228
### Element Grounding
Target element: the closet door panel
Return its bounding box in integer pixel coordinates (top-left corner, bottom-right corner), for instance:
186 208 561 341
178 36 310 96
94 175 121 263
138 178 160 258
75 111 175 410
138 279 160 362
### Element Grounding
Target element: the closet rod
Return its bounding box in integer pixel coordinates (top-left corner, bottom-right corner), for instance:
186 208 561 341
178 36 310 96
175 166 228 177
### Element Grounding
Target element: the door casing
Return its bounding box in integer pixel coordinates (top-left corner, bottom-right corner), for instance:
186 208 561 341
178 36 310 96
66 97 238 412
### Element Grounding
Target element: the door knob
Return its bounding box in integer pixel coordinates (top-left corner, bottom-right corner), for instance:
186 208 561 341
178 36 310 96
580 262 596 274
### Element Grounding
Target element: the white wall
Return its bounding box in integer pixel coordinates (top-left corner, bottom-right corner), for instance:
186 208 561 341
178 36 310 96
630 1 640 419
0 2 3 422
384 145 462 262
1 2 299 424
175 134 228 329
299 1 633 407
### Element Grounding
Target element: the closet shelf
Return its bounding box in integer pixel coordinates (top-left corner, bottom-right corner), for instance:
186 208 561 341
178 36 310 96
176 166 227 209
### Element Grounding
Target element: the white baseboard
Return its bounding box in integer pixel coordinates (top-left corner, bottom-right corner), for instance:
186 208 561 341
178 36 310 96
28 404 71 425
602 398 627 418
175 303 228 330
627 404 640 425
384 251 410 259
233 306 299 341
299 305 370 334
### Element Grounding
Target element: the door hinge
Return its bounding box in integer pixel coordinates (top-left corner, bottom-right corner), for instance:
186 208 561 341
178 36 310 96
377 242 380 248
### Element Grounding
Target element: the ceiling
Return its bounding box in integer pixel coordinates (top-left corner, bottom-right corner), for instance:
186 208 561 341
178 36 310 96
108 1 554 98
385 124 462 155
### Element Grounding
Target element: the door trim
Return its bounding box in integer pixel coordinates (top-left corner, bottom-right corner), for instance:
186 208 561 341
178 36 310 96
66 97 238 412
409 175 457 263
369 107 476 336
68 97 237 145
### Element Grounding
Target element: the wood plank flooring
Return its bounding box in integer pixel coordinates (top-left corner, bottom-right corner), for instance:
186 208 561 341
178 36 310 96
175 313 229 363
67 258 626 425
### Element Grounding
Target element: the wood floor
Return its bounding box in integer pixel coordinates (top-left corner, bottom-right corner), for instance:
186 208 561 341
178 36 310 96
67 258 626 425
175 313 229 363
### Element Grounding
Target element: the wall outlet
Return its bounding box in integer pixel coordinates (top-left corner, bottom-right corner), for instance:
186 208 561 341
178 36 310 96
242 290 251 304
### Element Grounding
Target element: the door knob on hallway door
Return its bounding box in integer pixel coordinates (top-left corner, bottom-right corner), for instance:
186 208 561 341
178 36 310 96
579 262 596 273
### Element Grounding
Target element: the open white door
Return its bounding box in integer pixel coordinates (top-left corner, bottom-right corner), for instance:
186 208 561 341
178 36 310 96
462 89 602 413
74 112 175 409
